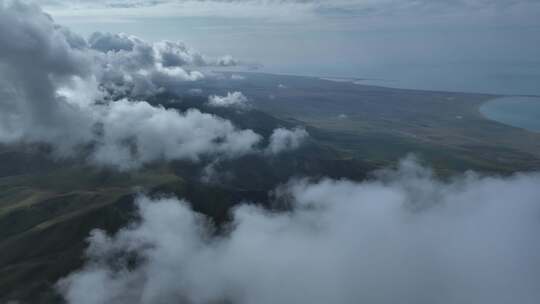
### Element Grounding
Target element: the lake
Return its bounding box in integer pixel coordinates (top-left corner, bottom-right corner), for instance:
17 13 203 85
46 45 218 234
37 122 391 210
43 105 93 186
480 97 540 132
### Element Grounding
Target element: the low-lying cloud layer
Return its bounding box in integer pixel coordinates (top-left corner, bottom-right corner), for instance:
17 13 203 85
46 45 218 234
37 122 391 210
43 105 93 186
266 127 309 154
207 91 250 110
0 0 303 169
58 157 540 304
88 101 261 169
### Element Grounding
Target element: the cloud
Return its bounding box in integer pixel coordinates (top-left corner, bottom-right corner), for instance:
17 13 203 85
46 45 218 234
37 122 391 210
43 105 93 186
230 74 245 80
200 160 234 184
266 127 309 154
89 100 262 170
42 0 540 24
91 32 237 98
0 1 306 169
0 0 262 169
58 157 540 304
207 91 250 110
0 0 94 154
152 40 207 67
89 32 136 52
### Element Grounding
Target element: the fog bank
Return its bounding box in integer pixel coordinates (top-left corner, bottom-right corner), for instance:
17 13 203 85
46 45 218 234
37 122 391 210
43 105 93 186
59 157 540 304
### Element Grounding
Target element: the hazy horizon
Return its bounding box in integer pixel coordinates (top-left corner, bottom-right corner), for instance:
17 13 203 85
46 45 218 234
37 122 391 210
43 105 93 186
43 0 540 95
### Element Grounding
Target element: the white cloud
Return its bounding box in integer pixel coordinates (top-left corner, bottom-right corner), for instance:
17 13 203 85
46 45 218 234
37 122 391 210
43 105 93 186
266 127 308 154
0 0 260 169
0 0 95 154
230 74 245 80
88 32 135 52
207 91 250 110
90 100 262 170
91 32 238 98
58 157 540 304
0 0 306 169
152 40 206 67
215 54 238 67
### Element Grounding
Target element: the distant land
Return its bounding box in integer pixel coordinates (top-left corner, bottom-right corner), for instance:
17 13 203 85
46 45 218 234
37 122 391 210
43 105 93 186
322 76 540 133
2 71 540 302
262 61 540 96
215 72 540 172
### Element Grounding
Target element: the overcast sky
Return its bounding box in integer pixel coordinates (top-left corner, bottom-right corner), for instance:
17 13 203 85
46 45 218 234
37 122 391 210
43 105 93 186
41 0 540 94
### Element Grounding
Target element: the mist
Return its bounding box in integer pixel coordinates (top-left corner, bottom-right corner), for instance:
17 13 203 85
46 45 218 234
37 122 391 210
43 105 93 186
58 157 540 304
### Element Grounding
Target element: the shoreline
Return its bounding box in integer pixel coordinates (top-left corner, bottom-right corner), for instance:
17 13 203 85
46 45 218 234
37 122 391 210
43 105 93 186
479 96 540 133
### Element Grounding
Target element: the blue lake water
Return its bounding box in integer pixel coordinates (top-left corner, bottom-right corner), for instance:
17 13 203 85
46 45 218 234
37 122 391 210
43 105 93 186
480 97 540 132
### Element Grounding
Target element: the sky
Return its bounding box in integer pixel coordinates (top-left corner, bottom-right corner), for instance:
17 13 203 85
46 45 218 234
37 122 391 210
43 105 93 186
39 0 540 94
